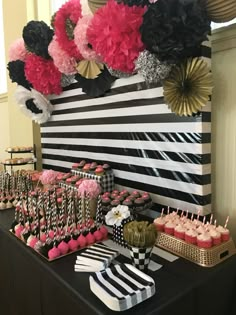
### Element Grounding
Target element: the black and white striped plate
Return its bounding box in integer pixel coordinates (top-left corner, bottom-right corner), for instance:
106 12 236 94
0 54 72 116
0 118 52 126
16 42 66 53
89 263 155 311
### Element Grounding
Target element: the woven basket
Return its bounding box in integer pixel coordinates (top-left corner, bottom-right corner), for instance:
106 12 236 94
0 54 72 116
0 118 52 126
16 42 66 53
156 232 236 267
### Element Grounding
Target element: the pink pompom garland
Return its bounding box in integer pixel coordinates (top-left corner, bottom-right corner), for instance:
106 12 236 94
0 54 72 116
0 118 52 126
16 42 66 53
9 38 28 61
25 54 62 95
54 0 82 59
87 0 146 73
48 36 77 74
39 170 58 185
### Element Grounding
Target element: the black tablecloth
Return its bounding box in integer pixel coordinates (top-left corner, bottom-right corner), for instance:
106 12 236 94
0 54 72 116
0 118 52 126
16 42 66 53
0 209 236 315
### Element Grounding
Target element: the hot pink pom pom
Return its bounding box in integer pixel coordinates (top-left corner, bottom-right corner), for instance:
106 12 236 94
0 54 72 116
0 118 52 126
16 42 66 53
87 0 145 73
100 226 108 238
68 239 78 251
93 229 103 241
48 246 61 260
15 224 24 237
48 36 77 74
77 234 87 248
74 15 100 61
54 0 82 59
86 232 95 245
25 54 62 95
58 241 69 255
78 179 101 199
9 38 28 61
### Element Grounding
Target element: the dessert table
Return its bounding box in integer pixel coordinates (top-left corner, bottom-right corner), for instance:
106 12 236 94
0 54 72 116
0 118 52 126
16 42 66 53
0 209 236 315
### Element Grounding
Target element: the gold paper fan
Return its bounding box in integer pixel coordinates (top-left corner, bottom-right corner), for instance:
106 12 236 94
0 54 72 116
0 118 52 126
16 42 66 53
163 58 213 116
87 0 108 14
206 0 236 23
76 60 104 79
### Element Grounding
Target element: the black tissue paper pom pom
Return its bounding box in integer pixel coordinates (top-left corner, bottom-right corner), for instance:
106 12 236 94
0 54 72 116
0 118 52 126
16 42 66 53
7 60 32 90
140 0 211 63
116 0 150 7
23 21 54 59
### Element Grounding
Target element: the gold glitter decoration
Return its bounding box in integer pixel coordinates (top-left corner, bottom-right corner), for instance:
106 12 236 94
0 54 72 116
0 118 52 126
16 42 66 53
163 57 213 116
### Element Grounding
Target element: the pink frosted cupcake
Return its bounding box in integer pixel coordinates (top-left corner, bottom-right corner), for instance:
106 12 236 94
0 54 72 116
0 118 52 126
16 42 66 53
209 229 222 245
216 225 230 242
197 233 212 248
174 224 186 240
185 229 198 244
154 216 165 232
196 224 206 235
164 221 175 235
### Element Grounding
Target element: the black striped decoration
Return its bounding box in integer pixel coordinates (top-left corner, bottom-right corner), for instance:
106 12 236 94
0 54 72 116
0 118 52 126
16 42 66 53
89 263 155 311
41 44 211 216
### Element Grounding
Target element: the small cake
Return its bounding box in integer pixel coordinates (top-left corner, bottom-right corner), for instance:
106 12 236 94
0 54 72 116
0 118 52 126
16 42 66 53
122 198 133 207
72 163 80 169
197 232 212 248
185 229 198 244
196 225 206 235
174 224 186 240
216 225 230 242
110 192 119 200
154 216 165 232
78 160 86 169
83 163 91 172
164 220 175 235
134 198 145 211
101 197 111 207
103 163 111 172
120 190 129 198
95 166 104 176
110 199 120 207
209 229 221 245
90 162 97 172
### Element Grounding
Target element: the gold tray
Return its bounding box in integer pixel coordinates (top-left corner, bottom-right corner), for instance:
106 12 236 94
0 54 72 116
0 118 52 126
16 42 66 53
156 232 236 267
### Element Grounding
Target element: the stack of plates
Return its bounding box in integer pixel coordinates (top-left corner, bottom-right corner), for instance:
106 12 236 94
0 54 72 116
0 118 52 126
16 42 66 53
89 264 155 311
74 243 119 272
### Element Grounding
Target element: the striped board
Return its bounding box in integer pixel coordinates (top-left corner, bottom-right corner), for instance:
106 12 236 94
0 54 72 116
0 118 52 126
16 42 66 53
89 263 155 311
41 43 211 216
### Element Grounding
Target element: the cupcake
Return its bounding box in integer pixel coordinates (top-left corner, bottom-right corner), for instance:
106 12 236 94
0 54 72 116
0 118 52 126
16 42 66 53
110 199 120 207
216 225 230 242
196 224 206 235
164 221 175 235
83 163 91 172
72 163 80 169
185 229 197 244
209 229 221 245
101 197 111 207
120 190 130 198
110 192 119 200
78 160 86 169
103 163 111 172
131 190 140 198
154 216 165 232
134 198 145 211
89 162 97 172
174 224 186 240
122 198 133 208
112 190 120 195
95 166 104 176
197 232 212 248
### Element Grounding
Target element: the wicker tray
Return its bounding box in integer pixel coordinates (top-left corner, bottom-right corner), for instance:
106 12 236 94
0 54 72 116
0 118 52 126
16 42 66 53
156 232 236 267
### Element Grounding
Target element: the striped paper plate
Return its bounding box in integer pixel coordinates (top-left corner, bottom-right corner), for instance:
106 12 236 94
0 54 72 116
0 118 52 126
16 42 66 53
89 263 155 311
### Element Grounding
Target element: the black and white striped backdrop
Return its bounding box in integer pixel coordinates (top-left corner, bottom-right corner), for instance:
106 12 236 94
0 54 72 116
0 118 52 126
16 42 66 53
41 44 211 216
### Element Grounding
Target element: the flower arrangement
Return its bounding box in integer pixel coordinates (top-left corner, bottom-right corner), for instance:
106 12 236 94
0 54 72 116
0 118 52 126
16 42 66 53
7 0 235 120
39 170 58 185
105 205 130 227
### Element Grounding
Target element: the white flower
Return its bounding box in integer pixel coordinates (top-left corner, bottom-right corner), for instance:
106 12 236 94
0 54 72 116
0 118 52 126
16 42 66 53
105 205 130 227
15 85 53 124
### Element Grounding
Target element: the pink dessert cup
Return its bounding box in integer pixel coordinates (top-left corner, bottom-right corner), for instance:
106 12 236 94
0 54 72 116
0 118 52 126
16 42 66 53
197 239 212 249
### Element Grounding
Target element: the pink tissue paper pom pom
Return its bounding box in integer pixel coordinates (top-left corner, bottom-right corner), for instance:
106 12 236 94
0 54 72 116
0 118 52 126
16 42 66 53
48 246 61 260
25 54 62 95
74 15 100 62
77 179 101 199
87 0 146 74
48 36 77 75
40 170 58 185
9 38 28 61
54 0 82 59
